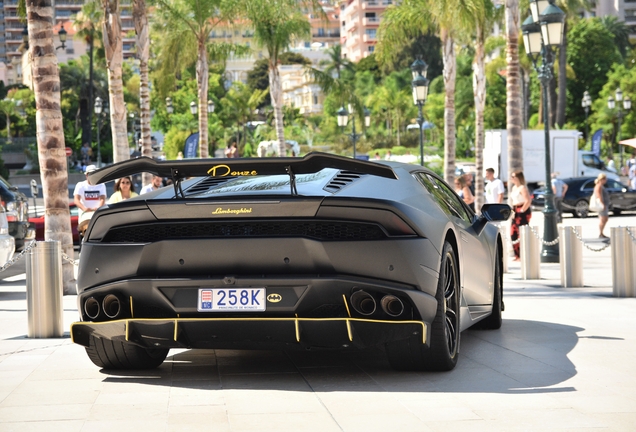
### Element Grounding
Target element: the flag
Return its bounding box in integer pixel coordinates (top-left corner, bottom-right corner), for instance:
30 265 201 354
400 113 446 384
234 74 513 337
591 129 603 157
184 133 199 159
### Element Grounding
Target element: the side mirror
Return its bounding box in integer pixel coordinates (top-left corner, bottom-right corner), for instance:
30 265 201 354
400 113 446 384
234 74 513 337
472 203 512 236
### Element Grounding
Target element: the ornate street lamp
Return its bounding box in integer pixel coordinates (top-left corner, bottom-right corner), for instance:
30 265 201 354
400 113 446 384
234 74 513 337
608 88 631 170
522 0 565 263
166 97 174 114
410 56 430 166
208 100 215 113
582 90 592 147
94 96 103 167
336 106 370 159
57 25 67 50
190 101 197 115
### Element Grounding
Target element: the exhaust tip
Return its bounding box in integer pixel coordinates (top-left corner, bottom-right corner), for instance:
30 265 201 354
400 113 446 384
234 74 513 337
102 294 121 319
84 297 100 320
350 290 376 316
381 295 404 317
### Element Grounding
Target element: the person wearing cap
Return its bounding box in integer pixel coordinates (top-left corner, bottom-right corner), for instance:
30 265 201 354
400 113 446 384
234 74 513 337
73 165 107 236
551 172 568 223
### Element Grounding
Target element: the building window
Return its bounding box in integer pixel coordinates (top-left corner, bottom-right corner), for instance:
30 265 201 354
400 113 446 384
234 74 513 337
313 94 318 105
318 28 325 36
368 46 375 52
365 29 377 38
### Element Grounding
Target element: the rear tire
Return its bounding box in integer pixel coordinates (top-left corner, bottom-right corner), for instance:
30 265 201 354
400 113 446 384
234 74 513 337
85 335 168 370
386 241 460 371
475 247 503 330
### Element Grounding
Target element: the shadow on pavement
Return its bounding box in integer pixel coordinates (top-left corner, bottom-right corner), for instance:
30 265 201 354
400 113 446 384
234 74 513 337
94 318 583 395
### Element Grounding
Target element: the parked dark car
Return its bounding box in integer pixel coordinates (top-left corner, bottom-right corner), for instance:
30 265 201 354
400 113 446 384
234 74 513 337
0 176 30 250
71 153 511 372
532 176 636 218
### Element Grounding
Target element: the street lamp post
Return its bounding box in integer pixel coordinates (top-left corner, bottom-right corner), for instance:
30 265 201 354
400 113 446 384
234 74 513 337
94 96 103 167
166 97 174 115
336 105 370 159
522 0 566 263
582 90 592 148
56 25 67 50
410 56 430 166
608 88 631 171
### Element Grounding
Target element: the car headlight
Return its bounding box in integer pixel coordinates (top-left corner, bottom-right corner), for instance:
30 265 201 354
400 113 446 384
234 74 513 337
5 201 16 212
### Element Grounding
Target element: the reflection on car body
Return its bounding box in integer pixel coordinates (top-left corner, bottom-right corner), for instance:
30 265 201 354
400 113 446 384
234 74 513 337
71 153 510 372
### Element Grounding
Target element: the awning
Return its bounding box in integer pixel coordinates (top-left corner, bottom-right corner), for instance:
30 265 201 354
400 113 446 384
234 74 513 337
618 138 636 149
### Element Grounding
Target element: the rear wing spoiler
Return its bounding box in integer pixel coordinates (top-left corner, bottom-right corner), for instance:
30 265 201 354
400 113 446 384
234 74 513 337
88 152 398 186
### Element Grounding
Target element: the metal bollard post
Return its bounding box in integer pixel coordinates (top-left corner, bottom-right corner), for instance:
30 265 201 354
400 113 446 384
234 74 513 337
559 225 583 287
520 225 540 280
26 241 63 338
611 227 635 297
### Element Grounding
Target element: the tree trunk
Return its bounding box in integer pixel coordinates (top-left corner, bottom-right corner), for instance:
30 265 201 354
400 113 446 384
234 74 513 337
473 26 487 213
27 0 75 295
505 0 523 178
269 61 286 157
102 0 129 163
133 0 152 184
196 39 209 159
441 28 456 184
556 22 568 128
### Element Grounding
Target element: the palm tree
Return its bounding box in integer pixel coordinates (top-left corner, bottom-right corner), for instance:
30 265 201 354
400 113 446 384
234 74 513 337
367 72 413 146
235 0 314 158
378 0 472 183
133 0 151 186
221 82 268 155
472 0 500 212
505 0 523 178
0 98 19 143
101 0 129 163
151 0 248 159
25 0 74 294
73 0 102 149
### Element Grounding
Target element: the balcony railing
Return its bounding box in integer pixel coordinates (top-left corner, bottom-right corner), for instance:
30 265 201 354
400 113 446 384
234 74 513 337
363 17 380 26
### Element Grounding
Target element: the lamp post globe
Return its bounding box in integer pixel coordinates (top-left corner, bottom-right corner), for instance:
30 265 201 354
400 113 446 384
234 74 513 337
190 101 197 115
208 100 215 113
166 97 174 114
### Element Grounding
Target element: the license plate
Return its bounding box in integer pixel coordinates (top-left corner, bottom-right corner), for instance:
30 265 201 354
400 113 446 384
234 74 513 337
198 288 266 312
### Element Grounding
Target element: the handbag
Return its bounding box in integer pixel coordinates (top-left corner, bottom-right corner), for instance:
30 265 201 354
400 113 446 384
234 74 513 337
589 194 604 212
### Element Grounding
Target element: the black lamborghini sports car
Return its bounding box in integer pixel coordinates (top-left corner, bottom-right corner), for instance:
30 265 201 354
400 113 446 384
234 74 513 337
71 153 510 371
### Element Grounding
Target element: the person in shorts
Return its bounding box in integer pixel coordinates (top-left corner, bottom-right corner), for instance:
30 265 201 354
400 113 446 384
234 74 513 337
73 165 106 237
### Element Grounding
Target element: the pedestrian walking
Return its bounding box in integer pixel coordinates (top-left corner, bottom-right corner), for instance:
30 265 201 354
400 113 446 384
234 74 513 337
108 176 138 204
454 175 475 208
551 172 568 223
484 168 504 204
593 173 610 239
509 171 532 261
140 175 164 195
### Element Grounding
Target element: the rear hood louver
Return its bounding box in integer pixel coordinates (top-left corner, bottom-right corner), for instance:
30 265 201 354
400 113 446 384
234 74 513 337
324 170 364 193
185 176 236 196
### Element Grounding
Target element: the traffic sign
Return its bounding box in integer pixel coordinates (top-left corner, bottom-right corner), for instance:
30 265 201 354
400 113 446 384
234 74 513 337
65 147 72 157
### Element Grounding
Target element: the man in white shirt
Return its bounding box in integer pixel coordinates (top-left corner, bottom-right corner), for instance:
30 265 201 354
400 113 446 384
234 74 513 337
140 175 164 195
484 168 504 204
73 165 107 235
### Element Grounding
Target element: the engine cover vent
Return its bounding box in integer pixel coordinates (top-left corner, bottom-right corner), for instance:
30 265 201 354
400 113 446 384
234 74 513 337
186 176 236 196
324 170 364 193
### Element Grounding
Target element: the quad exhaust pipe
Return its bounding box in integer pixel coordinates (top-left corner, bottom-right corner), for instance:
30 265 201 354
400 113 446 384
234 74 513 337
84 294 123 320
350 291 376 316
380 295 404 317
84 297 100 320
102 294 121 319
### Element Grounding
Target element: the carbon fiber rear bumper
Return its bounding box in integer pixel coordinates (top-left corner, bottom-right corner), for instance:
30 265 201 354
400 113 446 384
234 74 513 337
71 316 428 350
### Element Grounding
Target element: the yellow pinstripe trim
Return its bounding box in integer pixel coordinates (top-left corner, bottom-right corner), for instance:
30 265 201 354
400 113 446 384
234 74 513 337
129 296 134 318
342 294 352 318
72 317 427 344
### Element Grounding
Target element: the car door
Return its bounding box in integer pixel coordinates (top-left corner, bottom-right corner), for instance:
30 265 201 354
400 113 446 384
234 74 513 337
423 174 493 307
607 180 636 211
